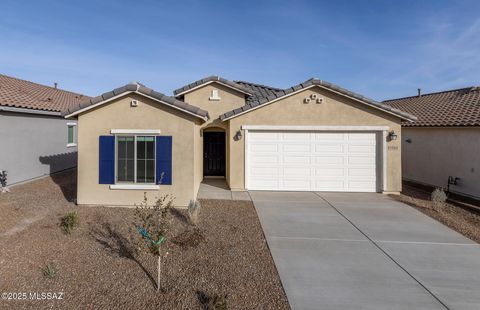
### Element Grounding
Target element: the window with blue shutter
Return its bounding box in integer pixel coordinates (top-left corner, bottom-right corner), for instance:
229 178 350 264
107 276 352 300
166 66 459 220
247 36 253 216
156 136 172 185
99 136 115 184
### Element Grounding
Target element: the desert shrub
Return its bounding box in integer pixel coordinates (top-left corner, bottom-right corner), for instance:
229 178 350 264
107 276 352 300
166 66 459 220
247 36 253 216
188 200 201 225
431 188 447 203
61 212 79 234
431 188 447 209
172 227 205 247
41 263 58 279
197 291 228 310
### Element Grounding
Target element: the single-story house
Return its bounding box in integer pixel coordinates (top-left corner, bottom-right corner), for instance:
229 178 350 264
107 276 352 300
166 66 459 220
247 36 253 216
385 87 480 200
0 74 88 186
64 76 416 206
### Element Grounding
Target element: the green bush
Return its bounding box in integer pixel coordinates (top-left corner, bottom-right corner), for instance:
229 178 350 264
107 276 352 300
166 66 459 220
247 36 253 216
61 211 79 234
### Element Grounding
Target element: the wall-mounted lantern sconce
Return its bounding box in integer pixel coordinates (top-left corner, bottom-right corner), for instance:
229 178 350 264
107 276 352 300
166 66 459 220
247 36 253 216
388 131 397 141
234 130 243 141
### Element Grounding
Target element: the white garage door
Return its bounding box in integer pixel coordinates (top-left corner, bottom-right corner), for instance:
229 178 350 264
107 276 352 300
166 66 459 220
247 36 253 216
246 131 378 192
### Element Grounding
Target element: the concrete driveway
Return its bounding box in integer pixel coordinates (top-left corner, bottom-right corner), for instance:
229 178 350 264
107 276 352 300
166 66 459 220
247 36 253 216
251 191 480 310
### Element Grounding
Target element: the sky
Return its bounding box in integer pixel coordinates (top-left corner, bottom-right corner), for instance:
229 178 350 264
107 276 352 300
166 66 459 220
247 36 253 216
1 0 479 100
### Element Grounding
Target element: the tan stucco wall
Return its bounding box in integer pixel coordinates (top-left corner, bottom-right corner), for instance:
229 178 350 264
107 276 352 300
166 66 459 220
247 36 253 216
402 127 480 199
227 86 403 192
184 83 245 129
184 82 245 183
77 93 200 207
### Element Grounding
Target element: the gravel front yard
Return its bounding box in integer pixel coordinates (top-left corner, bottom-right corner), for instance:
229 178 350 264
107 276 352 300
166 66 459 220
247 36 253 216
391 184 480 243
0 171 289 309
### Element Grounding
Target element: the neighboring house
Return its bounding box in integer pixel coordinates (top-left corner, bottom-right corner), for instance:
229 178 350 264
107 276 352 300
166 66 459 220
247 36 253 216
64 76 415 206
0 74 88 186
385 87 480 199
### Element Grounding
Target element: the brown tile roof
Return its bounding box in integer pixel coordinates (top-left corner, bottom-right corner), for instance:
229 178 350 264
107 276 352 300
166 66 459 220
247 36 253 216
220 78 417 121
0 74 88 113
384 87 480 127
64 82 209 120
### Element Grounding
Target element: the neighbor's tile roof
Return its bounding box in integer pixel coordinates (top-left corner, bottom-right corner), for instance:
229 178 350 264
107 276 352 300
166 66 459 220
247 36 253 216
0 74 88 113
64 82 209 120
220 78 417 121
384 87 480 127
173 76 253 96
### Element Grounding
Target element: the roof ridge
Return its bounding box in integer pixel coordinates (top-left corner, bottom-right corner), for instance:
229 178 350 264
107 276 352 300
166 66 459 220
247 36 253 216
383 86 479 103
233 80 283 91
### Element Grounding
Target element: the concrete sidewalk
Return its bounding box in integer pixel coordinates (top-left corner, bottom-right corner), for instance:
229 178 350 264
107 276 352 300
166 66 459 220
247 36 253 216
251 191 480 310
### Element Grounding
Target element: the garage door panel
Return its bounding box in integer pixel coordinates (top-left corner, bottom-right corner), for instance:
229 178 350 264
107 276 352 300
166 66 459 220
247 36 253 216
348 156 376 165
283 155 311 164
315 168 346 176
348 181 376 191
348 168 376 176
284 167 311 176
250 167 279 177
315 156 345 164
314 144 345 153
283 144 311 152
250 132 280 141
348 144 376 153
250 155 280 164
284 132 310 140
247 131 377 192
250 143 278 152
348 133 376 140
314 133 345 140
283 179 311 190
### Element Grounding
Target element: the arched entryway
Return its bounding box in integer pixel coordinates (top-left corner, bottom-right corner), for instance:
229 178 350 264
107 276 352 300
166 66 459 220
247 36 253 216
202 127 226 177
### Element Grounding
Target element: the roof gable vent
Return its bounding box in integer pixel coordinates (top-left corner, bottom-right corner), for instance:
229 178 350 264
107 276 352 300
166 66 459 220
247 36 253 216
209 89 221 101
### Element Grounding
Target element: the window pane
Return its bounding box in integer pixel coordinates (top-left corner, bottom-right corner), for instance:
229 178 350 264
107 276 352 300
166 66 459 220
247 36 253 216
126 159 135 181
68 126 74 144
137 160 146 183
117 136 134 182
137 140 145 159
135 136 155 183
146 138 155 159
146 160 155 183
126 137 134 159
118 139 126 159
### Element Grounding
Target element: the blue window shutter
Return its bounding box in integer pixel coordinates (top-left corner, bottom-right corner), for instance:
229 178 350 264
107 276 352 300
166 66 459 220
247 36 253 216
99 136 115 184
156 136 172 185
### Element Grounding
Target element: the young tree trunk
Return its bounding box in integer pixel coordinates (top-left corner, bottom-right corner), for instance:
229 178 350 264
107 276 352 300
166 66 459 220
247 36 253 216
157 254 161 292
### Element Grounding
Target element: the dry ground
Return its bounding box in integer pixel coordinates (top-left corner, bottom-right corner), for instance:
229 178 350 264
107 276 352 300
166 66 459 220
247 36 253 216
0 171 289 309
391 184 480 243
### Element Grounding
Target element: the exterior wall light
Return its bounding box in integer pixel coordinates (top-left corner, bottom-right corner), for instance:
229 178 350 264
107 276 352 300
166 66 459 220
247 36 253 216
234 130 243 141
388 131 398 141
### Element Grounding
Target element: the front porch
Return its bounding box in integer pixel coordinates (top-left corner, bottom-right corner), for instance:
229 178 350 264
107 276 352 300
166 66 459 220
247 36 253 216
197 178 251 201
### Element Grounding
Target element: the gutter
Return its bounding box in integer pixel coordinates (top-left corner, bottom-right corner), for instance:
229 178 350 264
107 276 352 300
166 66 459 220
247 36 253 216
0 106 62 117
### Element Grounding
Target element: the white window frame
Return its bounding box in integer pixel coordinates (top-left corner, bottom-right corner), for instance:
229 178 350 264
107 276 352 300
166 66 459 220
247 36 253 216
114 134 157 186
66 123 77 147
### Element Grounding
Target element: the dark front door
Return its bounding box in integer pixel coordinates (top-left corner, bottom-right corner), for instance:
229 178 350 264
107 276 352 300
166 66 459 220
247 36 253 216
204 132 226 176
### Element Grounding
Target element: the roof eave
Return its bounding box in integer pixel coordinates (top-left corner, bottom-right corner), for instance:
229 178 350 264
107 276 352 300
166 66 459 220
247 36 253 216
220 83 417 122
64 86 209 121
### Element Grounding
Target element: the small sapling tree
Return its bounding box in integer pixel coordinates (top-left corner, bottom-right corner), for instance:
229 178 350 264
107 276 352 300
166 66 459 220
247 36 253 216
133 193 173 291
